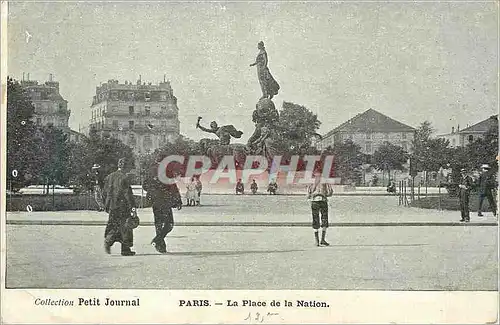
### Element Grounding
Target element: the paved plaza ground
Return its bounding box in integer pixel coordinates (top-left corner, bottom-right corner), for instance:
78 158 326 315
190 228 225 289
5 195 498 290
6 195 499 225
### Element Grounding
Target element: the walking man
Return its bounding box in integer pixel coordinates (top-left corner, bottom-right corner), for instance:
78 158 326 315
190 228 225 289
307 171 334 247
477 164 497 217
458 168 473 222
143 155 183 254
102 157 137 256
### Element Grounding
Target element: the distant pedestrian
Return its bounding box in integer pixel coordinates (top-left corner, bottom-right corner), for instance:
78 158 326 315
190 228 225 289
267 179 278 195
458 168 473 222
236 179 244 194
143 156 183 254
251 180 258 194
102 157 137 256
186 177 199 206
307 171 333 247
476 164 497 217
195 176 203 205
386 180 396 194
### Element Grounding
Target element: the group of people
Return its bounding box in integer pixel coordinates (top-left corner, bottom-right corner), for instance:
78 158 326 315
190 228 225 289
185 176 203 206
458 164 497 222
98 156 183 255
97 156 337 255
235 179 278 195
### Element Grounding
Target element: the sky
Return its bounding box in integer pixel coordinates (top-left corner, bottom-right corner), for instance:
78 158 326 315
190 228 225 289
7 1 499 142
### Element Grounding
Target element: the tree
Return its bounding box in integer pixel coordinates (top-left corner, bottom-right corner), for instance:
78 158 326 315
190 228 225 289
412 121 450 173
466 118 498 170
38 126 73 192
372 142 408 180
69 131 135 190
6 77 44 191
274 101 322 155
323 140 364 185
139 135 204 180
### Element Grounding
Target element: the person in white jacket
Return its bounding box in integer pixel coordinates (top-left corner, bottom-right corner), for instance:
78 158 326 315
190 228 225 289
186 177 199 206
307 171 334 247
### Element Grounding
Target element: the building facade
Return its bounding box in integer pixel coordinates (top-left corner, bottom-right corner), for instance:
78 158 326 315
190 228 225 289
438 115 498 148
86 78 180 156
318 109 416 154
21 76 71 130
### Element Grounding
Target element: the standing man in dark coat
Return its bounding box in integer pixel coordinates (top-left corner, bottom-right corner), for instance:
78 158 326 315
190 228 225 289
477 164 497 217
458 168 473 222
143 155 183 254
102 157 137 256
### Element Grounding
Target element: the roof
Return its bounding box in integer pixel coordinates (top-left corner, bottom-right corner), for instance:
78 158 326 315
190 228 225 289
323 109 415 138
459 115 498 134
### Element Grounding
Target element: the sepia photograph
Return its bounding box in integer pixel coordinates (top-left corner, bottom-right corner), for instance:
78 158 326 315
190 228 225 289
1 0 498 323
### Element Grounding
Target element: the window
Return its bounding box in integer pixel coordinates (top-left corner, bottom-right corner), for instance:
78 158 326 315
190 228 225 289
145 106 151 116
129 106 134 115
161 135 167 143
144 92 151 101
112 120 118 128
59 103 64 110
468 135 474 142
452 139 456 146
36 118 42 125
161 94 167 101
402 133 407 140
129 121 134 129
365 142 372 153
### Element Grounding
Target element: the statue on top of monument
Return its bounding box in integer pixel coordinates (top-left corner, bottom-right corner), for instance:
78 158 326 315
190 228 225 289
250 41 280 100
196 117 243 146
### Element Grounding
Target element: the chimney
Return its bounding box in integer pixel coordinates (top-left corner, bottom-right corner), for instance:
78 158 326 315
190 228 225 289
457 124 460 132
27 73 30 81
49 73 53 82
22 72 25 81
164 74 166 82
452 127 455 133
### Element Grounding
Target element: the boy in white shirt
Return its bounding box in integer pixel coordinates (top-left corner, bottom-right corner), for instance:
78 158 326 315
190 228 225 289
307 171 334 246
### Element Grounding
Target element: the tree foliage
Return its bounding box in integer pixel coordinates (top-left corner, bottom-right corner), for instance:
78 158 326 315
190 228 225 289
274 101 321 155
466 120 498 170
139 135 203 180
412 121 450 172
6 77 44 191
372 142 408 178
323 140 364 185
38 126 73 189
69 131 135 190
